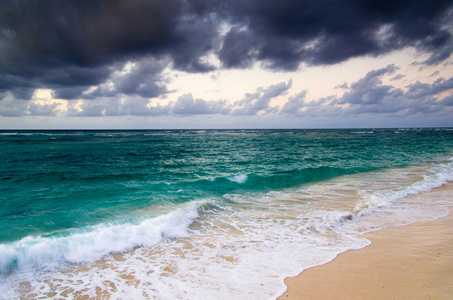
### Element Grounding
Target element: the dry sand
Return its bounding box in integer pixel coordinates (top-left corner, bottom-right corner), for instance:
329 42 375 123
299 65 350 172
279 201 453 299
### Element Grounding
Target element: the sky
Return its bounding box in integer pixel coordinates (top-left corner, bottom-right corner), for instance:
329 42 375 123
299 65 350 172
0 0 453 129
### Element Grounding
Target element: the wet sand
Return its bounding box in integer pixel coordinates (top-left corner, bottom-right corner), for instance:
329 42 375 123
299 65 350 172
279 205 453 299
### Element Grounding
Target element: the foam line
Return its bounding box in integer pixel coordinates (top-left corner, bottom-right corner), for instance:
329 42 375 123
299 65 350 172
0 201 204 274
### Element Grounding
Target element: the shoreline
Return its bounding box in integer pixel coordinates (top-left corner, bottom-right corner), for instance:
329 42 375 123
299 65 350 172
278 202 453 299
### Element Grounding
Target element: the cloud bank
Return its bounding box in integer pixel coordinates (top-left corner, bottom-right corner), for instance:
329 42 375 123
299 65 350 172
0 0 452 100
2 68 452 128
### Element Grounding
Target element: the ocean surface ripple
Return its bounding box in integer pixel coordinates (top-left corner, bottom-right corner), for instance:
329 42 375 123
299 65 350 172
0 129 452 299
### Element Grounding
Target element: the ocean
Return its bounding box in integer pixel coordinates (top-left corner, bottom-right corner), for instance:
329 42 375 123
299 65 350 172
0 128 452 299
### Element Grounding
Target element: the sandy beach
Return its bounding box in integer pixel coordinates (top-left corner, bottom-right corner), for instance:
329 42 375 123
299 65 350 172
279 194 453 299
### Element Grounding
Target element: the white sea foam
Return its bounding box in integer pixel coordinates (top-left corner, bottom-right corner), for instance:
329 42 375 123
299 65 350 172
0 132 18 136
0 201 204 275
228 174 248 183
356 158 453 216
4 197 371 300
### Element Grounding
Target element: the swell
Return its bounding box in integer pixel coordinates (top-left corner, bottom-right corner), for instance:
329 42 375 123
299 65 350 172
175 166 377 195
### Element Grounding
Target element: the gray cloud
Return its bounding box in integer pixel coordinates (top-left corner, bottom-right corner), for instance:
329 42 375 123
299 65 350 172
406 77 453 101
67 97 173 117
105 58 169 99
53 57 170 100
0 94 61 117
5 66 452 124
430 70 441 77
335 82 349 90
390 74 405 81
442 95 453 106
65 80 293 117
172 93 231 115
0 96 29 116
67 92 233 117
69 93 231 117
27 102 60 116
281 90 307 114
233 80 292 115
284 66 453 119
338 65 398 105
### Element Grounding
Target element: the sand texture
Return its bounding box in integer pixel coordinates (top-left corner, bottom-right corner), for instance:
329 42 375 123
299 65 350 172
279 207 453 300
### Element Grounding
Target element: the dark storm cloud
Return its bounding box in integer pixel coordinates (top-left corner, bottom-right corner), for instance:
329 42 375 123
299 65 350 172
79 57 171 100
169 18 218 73
217 0 453 70
0 0 452 102
218 27 257 69
0 0 181 70
0 0 215 99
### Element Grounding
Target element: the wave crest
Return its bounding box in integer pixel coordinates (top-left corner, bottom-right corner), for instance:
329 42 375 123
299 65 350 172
0 201 204 274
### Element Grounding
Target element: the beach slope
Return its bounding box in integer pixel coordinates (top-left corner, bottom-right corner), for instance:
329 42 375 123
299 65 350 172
279 207 453 300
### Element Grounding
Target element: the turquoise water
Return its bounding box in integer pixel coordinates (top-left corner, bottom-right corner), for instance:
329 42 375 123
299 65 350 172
1 129 453 299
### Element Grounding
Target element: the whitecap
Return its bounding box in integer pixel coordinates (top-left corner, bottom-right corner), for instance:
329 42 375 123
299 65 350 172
227 174 248 183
